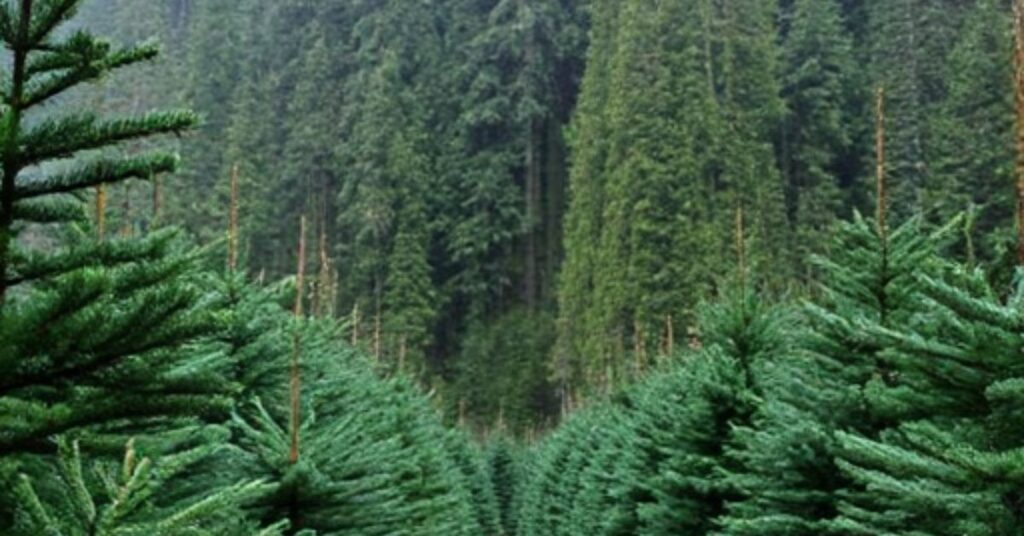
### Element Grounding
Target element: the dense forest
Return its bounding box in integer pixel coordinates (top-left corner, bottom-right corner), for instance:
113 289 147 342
61 0 1020 436
4 0 1024 534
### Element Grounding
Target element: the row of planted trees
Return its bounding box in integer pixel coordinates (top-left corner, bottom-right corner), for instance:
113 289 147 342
504 4 1024 532
510 209 1024 535
0 2 501 534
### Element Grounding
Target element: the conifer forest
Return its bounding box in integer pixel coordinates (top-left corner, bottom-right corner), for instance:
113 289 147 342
9 0 1024 533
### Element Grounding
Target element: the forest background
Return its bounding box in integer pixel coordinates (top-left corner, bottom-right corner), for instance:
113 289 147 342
69 0 1017 435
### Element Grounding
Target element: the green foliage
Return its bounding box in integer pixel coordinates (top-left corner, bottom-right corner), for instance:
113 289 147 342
12 436 279 536
719 215 955 535
780 0 862 276
453 307 558 435
485 436 522 536
222 311 496 535
829 266 1024 534
517 287 789 536
557 0 789 395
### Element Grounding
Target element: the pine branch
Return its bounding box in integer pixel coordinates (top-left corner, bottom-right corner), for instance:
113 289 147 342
12 196 87 223
19 111 199 166
22 41 159 108
26 0 77 46
15 153 178 200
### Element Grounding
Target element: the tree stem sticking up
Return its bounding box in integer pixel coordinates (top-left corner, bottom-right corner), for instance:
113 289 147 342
289 215 306 464
96 184 107 241
735 204 746 291
228 164 239 272
875 86 888 244
1014 1 1024 264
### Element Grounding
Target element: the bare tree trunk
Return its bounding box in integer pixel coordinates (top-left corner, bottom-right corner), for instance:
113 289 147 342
875 87 888 244
95 184 107 241
289 216 307 465
228 164 239 272
1014 2 1024 265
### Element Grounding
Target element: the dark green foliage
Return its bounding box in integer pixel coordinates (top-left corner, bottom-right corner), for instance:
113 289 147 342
214 286 496 535
929 0 1015 264
453 307 558 435
486 436 522 536
780 0 862 275
517 287 788 536
557 0 789 394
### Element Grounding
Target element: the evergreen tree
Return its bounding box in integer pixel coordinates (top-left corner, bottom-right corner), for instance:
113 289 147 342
866 0 967 221
0 1 263 532
556 0 623 392
229 322 491 535
720 215 954 535
0 0 230 456
832 264 1024 534
12 437 278 536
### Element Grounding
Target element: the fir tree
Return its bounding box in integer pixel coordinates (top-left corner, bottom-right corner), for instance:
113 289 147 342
719 215 955 535
831 264 1024 534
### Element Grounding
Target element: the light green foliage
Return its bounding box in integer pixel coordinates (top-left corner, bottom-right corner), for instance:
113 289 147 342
12 437 278 536
517 286 788 536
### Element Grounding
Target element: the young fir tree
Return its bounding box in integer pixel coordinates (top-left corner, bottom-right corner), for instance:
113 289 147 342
517 283 786 536
0 0 266 531
485 435 522 536
226 315 493 535
515 406 610 536
0 0 216 447
719 215 955 535
830 263 1024 534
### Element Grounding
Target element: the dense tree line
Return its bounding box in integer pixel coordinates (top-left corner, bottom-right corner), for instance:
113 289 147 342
0 3 496 533
68 0 1017 431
